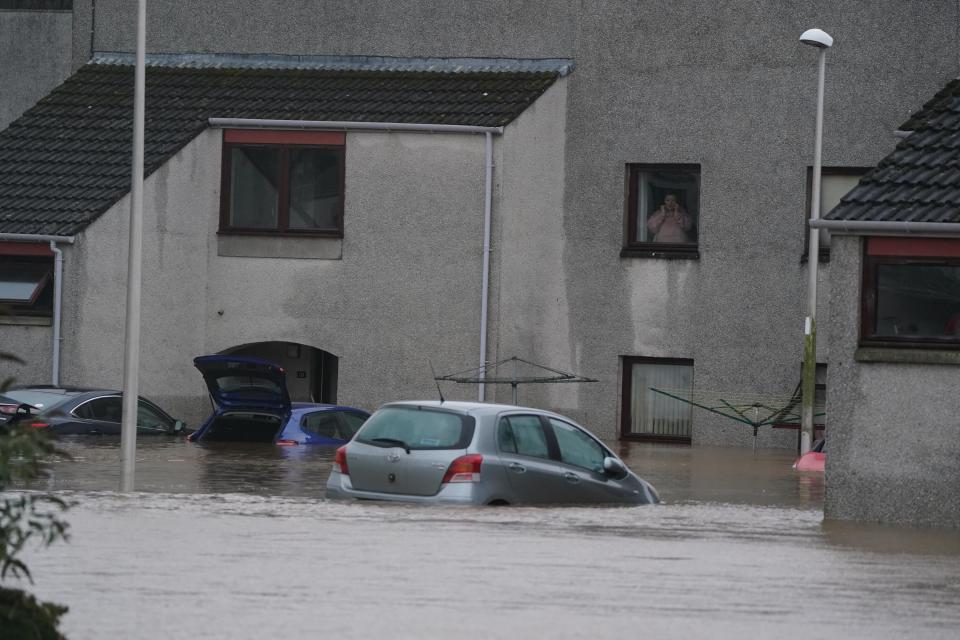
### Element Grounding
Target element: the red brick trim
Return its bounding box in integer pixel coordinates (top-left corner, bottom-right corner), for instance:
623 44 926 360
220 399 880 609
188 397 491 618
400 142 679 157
0 242 54 257
866 237 960 258
223 129 345 146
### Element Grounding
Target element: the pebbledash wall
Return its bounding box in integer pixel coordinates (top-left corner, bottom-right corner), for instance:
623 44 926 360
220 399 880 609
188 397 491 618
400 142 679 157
824 235 960 529
4 0 960 445
0 7 73 130
47 79 568 425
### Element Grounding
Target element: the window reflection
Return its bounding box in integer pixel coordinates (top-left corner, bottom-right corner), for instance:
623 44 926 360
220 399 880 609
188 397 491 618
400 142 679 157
875 264 960 338
627 165 700 248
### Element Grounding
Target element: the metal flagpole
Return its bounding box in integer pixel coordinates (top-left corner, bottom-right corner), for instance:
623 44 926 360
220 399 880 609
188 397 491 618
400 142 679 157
120 0 147 491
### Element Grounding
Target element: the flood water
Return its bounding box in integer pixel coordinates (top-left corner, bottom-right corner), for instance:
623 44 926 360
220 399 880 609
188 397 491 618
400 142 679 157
11 438 960 639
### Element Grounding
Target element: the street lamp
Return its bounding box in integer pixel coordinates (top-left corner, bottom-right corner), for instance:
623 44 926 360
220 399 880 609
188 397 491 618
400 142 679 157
120 0 147 491
799 28 833 455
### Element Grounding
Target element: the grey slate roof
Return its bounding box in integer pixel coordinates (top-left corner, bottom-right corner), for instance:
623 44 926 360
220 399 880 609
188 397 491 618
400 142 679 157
827 78 960 224
0 53 571 236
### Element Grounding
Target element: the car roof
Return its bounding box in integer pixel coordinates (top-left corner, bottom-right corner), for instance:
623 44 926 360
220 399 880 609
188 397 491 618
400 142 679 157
11 385 113 392
8 386 117 398
382 400 564 419
289 402 369 414
6 387 163 405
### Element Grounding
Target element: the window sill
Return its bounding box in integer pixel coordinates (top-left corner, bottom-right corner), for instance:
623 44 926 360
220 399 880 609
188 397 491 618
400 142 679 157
855 346 960 365
620 247 699 260
218 229 342 239
620 434 691 445
0 315 52 327
217 234 342 260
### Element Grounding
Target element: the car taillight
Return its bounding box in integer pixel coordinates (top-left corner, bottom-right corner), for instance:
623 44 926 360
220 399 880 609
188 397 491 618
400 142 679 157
441 454 483 483
29 421 50 429
275 439 299 446
334 445 349 475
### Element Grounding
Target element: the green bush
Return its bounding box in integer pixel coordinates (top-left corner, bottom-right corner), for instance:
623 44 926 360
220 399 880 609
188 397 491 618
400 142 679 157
0 586 68 640
1 345 71 638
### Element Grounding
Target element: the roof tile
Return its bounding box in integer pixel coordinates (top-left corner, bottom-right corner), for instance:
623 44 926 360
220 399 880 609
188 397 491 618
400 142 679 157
0 58 564 235
828 78 960 224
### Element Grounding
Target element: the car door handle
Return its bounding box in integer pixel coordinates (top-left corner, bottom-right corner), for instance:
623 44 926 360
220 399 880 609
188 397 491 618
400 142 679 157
562 472 580 484
508 462 526 473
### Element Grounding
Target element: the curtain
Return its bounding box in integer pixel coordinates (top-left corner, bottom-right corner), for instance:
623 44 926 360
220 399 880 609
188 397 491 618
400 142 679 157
630 362 693 437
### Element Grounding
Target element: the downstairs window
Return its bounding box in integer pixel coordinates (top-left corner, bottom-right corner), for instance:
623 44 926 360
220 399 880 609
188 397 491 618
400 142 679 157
861 238 960 348
0 245 54 319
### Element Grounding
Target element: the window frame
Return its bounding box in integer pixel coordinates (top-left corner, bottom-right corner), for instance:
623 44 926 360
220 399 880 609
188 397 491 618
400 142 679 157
620 355 694 444
802 166 870 263
72 395 176 430
622 163 701 259
860 238 960 350
136 398 178 431
0 244 55 320
546 417 609 474
335 410 368 440
300 410 343 438
496 414 555 461
219 129 346 238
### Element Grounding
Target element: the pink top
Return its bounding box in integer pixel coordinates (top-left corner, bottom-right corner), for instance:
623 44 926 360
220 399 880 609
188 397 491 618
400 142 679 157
647 206 693 243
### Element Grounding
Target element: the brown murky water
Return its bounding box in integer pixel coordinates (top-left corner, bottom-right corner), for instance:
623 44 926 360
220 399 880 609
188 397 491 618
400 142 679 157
11 438 960 639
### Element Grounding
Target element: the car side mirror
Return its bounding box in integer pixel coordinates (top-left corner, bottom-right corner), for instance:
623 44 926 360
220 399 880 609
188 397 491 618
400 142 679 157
603 456 629 479
171 420 185 434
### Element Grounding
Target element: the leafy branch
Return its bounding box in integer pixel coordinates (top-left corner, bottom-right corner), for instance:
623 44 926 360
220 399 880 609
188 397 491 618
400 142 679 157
1 328 71 585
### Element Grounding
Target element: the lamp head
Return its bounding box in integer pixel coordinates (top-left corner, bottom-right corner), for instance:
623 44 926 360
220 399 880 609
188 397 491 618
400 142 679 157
800 28 833 49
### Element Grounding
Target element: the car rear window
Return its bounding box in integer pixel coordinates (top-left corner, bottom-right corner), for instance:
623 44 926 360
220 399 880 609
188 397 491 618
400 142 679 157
4 390 71 411
215 375 281 396
355 406 475 450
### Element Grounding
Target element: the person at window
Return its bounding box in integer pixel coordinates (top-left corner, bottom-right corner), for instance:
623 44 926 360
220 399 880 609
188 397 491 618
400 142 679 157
647 193 693 243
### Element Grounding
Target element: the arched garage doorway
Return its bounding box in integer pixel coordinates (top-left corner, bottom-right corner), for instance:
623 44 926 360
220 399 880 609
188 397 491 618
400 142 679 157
219 342 338 404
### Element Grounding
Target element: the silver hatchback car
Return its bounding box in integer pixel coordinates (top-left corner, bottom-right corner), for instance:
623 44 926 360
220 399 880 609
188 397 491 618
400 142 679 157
325 401 659 505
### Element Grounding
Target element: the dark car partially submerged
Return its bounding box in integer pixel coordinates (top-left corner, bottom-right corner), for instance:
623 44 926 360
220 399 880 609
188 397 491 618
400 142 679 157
0 394 21 424
187 355 369 445
2 386 187 435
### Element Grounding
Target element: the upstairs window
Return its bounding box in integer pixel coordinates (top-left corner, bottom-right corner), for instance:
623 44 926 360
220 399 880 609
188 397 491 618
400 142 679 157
624 164 700 258
220 130 345 237
803 167 869 262
861 238 960 348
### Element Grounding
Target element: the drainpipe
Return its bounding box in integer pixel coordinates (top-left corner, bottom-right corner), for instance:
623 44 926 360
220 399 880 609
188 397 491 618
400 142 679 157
209 118 503 400
50 241 64 385
478 131 493 402
0 233 75 386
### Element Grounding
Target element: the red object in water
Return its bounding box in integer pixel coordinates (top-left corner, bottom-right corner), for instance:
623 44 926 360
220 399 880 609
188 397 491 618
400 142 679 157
793 451 825 472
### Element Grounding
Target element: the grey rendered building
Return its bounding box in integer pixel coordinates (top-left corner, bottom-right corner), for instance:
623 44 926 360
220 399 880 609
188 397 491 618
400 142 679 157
1 1 958 479
816 79 960 529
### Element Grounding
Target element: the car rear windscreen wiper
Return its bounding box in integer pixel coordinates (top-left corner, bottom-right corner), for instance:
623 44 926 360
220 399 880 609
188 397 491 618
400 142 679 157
370 437 411 454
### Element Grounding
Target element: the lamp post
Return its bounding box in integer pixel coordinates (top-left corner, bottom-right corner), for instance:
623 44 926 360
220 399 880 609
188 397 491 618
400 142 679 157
120 0 147 491
799 28 833 455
